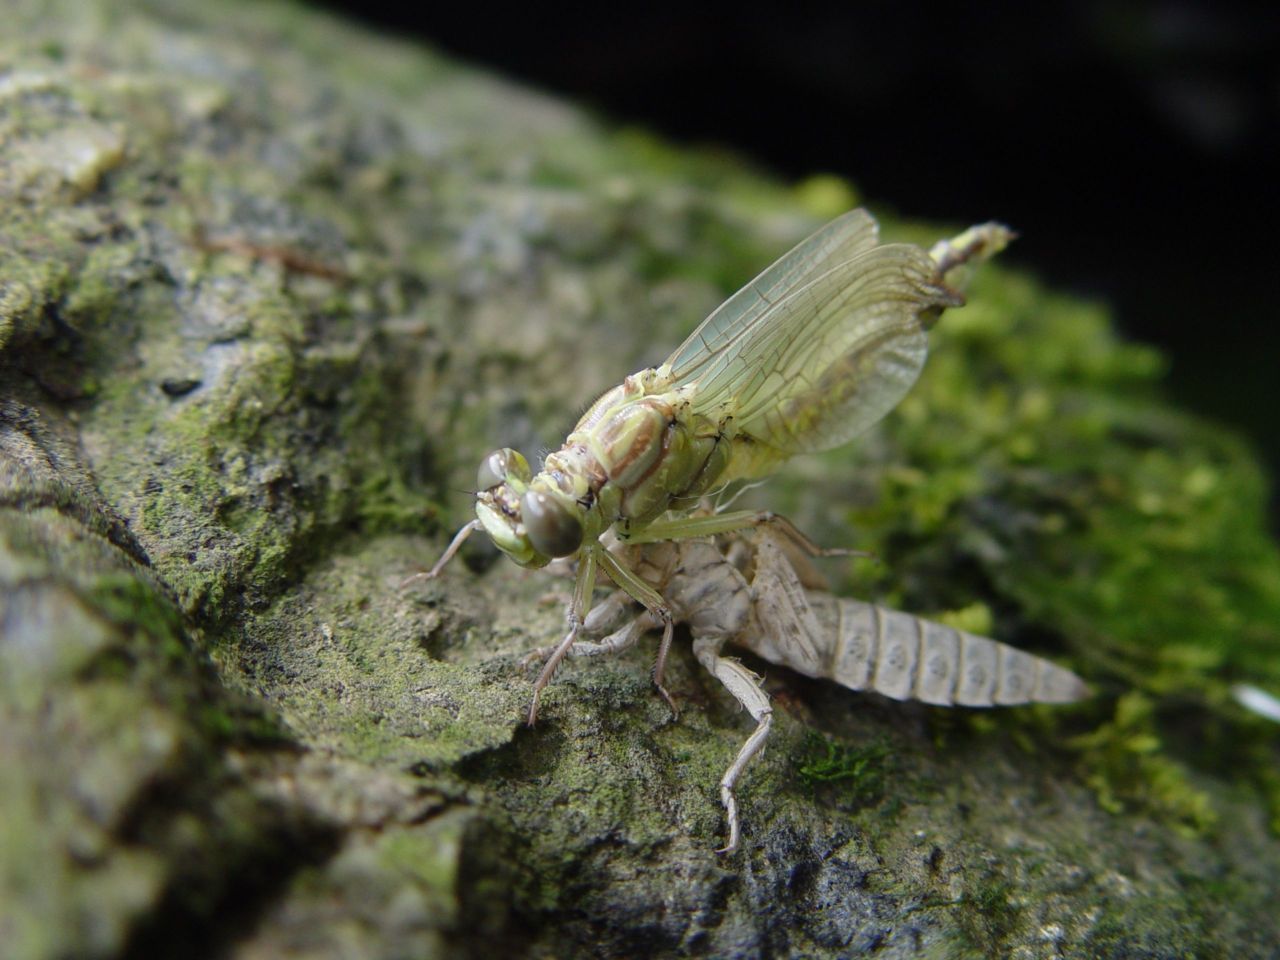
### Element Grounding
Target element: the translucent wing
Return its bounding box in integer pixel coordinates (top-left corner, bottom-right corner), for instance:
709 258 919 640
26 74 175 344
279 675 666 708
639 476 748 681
666 209 881 380
667 226 956 464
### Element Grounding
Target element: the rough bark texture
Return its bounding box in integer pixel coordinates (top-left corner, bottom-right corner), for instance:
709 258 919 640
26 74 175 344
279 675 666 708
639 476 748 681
3 2 1279 958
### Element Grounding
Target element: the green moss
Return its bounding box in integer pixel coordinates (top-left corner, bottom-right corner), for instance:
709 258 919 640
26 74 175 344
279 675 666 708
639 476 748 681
83 575 188 650
1070 692 1217 836
797 731 890 804
951 873 1022 959
792 173 861 220
374 816 464 913
0 249 71 352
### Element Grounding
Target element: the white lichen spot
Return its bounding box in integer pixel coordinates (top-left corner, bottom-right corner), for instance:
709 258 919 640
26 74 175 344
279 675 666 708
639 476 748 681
9 123 125 200
0 70 58 100
1038 922 1065 944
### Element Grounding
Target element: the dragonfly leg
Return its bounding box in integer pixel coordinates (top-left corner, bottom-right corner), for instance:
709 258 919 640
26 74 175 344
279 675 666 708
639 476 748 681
527 618 581 727
691 635 772 854
596 546 679 716
520 596 654 671
623 510 872 561
400 519 480 587
569 611 656 659
651 616 678 719
526 545 600 725
617 508 762 544
752 512 872 560
582 589 634 636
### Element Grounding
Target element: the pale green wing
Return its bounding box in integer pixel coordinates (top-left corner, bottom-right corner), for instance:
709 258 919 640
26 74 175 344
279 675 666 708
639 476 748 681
676 242 957 459
666 209 881 380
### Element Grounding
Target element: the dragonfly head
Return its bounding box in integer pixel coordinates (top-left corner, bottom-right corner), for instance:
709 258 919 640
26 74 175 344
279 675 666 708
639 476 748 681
473 448 584 567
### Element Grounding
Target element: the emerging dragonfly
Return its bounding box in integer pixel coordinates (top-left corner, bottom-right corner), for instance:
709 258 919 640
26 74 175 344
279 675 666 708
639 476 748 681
422 209 1013 724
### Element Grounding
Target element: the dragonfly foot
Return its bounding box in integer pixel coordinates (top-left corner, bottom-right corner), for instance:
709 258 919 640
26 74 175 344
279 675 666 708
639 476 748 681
652 673 680 720
651 616 679 719
716 785 740 854
398 568 439 589
526 621 581 726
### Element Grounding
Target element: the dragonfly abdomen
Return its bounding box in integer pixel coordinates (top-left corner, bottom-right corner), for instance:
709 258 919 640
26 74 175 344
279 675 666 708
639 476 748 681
766 593 1091 707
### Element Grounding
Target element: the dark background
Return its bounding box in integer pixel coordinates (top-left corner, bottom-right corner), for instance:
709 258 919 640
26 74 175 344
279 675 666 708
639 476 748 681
321 1 1280 526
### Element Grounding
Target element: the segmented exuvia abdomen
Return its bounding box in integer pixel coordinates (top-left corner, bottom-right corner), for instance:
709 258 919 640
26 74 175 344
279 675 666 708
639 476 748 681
743 593 1090 706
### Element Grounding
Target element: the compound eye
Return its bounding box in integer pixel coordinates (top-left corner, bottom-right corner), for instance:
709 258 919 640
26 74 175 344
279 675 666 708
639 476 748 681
520 490 583 558
477 448 530 490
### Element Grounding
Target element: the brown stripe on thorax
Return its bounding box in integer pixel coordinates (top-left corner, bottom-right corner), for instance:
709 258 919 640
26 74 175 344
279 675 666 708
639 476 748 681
624 407 677 492
594 397 673 488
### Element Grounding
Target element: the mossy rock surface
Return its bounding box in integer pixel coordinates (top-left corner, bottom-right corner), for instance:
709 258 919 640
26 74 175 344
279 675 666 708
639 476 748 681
3 2 1279 958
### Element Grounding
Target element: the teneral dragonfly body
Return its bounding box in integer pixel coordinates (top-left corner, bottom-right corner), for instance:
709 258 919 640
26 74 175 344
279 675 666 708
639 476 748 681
424 210 1014 723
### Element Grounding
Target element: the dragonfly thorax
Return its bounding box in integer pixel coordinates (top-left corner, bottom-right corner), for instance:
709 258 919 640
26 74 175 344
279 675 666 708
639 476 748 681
561 376 734 526
472 372 734 568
